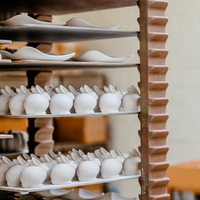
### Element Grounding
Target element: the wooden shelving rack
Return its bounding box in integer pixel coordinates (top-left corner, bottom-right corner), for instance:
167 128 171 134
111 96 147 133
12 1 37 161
0 0 169 199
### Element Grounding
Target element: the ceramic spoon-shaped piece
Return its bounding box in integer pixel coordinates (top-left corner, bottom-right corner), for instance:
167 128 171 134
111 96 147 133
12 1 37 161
97 192 137 200
34 189 71 198
65 17 119 30
72 50 134 63
0 46 75 61
0 14 65 26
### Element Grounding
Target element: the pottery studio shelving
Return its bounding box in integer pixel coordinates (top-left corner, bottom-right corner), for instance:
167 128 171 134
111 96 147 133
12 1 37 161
0 0 169 200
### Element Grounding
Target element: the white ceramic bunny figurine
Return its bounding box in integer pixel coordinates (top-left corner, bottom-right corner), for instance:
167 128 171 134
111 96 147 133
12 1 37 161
20 157 48 188
6 156 28 187
77 153 101 181
69 85 98 114
122 85 140 112
123 149 141 176
99 85 122 113
9 85 31 115
0 156 14 186
0 87 15 115
45 85 75 114
100 150 124 178
24 85 50 115
50 155 77 185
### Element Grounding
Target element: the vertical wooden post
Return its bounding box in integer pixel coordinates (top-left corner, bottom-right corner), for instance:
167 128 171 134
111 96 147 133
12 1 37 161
138 0 169 199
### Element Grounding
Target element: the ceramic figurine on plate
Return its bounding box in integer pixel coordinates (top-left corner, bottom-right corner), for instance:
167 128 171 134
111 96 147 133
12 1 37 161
50 155 77 185
115 148 129 159
122 85 140 112
123 149 141 176
24 85 50 115
77 153 101 181
20 157 48 188
99 85 122 113
45 85 75 114
100 150 124 178
6 156 28 187
69 85 98 114
9 85 31 115
0 156 14 186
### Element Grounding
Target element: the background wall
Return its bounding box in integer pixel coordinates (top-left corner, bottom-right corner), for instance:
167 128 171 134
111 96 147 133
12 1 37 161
55 0 200 197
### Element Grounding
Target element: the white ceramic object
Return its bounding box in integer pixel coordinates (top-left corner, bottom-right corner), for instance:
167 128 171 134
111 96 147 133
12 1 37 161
6 156 28 187
62 188 104 200
77 153 101 181
72 50 133 63
34 189 71 198
123 149 141 176
122 85 140 112
65 17 119 30
0 46 75 61
50 155 77 185
20 157 48 188
92 85 105 112
9 85 31 115
45 85 75 114
0 156 14 186
100 150 124 178
24 85 50 115
0 14 66 26
69 85 98 114
0 88 14 115
99 85 122 113
115 148 129 159
96 192 136 200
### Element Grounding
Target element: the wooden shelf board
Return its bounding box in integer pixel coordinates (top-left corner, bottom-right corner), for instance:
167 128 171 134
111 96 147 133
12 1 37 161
0 111 139 119
0 134 13 139
0 61 139 71
0 175 140 193
0 0 138 15
0 25 138 43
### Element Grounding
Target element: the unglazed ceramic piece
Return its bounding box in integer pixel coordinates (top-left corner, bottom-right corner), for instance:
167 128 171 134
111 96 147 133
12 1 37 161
69 85 98 114
50 155 77 185
61 188 104 200
96 192 136 200
72 50 133 63
34 189 71 198
99 85 122 113
123 149 141 176
122 85 140 112
45 85 75 114
100 150 124 179
0 14 66 26
20 157 48 188
0 156 14 186
6 157 28 187
9 85 31 115
65 18 119 30
24 85 50 115
77 153 101 181
0 46 75 61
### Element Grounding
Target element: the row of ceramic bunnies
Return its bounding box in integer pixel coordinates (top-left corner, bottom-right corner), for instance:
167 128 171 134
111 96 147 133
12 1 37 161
0 147 141 188
0 84 140 115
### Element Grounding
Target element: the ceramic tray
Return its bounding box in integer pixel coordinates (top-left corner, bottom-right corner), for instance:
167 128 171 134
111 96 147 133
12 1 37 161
0 46 75 61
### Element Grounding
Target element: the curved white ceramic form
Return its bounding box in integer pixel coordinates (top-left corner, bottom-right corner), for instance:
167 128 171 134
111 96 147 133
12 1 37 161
97 192 136 200
72 50 134 63
65 17 119 30
34 189 71 198
0 14 65 26
0 46 75 61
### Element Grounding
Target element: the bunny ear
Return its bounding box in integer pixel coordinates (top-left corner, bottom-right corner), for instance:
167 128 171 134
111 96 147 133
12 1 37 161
78 150 85 157
100 147 108 155
69 85 78 96
103 86 110 93
30 154 40 161
32 157 42 166
40 157 46 163
71 152 78 160
49 150 56 158
17 157 28 166
5 86 16 96
115 85 124 96
44 154 53 163
80 86 86 93
131 149 140 157
35 85 45 95
110 150 118 159
67 155 72 160
58 151 63 157
45 86 54 96
93 85 104 96
130 85 140 95
61 155 70 164
72 148 78 153
16 88 23 94
84 85 92 93
87 152 95 161
59 85 68 94
22 153 30 160
116 148 124 157
2 156 13 165
20 85 31 95
1 89 9 95
95 150 102 158
13 159 20 165
109 85 117 94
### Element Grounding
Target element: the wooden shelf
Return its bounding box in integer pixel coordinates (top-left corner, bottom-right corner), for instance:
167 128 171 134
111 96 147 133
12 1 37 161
0 61 139 71
0 175 140 193
0 25 138 43
0 111 139 119
0 0 138 15
0 134 13 139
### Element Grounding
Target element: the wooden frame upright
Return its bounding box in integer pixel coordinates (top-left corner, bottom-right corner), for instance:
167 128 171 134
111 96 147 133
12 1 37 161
138 0 169 199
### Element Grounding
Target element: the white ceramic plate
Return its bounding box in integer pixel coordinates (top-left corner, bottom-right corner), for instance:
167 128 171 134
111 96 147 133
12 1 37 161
0 47 75 61
96 192 137 200
65 18 119 30
33 189 71 198
72 50 134 63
